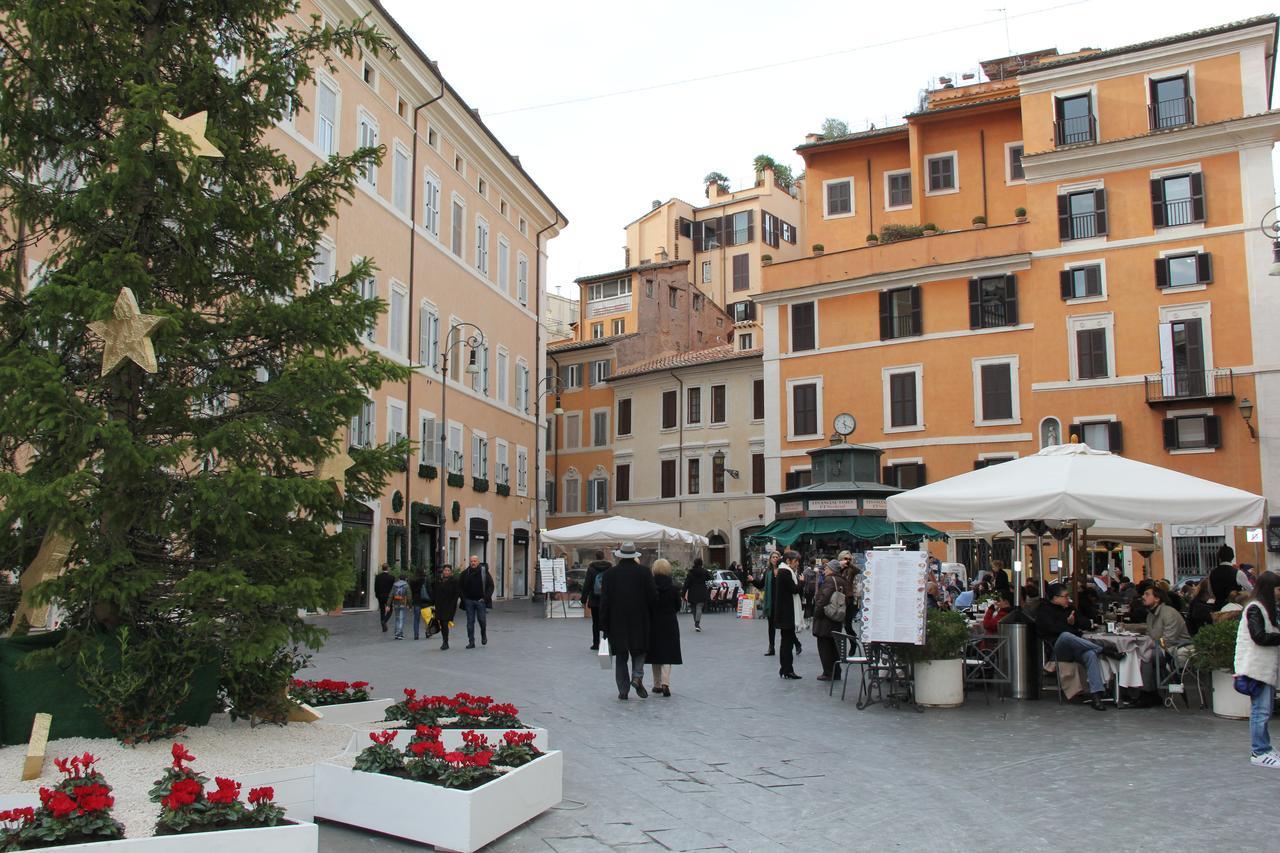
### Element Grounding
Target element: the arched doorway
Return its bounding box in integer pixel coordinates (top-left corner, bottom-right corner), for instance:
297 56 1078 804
707 531 728 571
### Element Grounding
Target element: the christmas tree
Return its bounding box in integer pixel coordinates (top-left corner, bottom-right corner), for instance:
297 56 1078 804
0 0 409 737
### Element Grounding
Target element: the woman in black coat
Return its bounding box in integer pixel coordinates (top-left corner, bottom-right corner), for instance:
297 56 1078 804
431 565 460 651
648 558 683 697
773 551 802 679
682 557 711 632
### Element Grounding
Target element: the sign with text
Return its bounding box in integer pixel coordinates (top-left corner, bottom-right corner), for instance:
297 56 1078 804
860 550 928 645
538 558 567 593
808 498 859 512
777 501 805 515
861 498 887 512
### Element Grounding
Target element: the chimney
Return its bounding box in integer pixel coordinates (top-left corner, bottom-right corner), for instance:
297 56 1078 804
805 133 822 143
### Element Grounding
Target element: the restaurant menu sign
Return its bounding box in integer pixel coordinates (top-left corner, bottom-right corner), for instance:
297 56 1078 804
538 558 567 593
861 550 928 645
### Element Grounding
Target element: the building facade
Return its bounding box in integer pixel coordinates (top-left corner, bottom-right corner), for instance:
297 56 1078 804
758 16 1280 580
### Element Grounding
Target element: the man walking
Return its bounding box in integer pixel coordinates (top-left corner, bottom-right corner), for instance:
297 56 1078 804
459 555 495 648
581 550 612 650
373 564 394 633
600 541 657 700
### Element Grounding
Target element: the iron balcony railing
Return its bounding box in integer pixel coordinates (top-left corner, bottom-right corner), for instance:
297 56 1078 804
887 315 920 339
1149 96 1194 131
1054 114 1096 146
1144 367 1234 404
1067 211 1100 240
1161 197 1196 227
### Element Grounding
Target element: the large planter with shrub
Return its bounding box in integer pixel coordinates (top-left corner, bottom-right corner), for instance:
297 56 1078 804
1193 619 1249 719
898 610 969 708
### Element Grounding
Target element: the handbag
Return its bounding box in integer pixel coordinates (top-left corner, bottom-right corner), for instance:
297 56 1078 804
1234 674 1266 698
824 585 847 623
597 637 612 669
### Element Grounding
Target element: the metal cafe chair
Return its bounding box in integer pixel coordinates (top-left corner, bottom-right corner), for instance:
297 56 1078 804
1041 637 1067 703
1156 644 1207 711
963 634 1009 706
833 631 870 701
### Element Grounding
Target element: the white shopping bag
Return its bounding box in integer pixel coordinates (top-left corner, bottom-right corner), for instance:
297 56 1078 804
598 637 612 669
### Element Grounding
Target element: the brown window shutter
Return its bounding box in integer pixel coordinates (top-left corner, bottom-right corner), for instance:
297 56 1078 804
693 223 703 252
909 285 923 335
746 210 754 243
1057 194 1071 239
1150 178 1166 228
1196 252 1213 284
1190 172 1206 222
882 465 894 485
753 378 765 420
1205 415 1222 448
973 459 987 470
879 291 891 339
1108 421 1124 454
616 464 630 502
1162 419 1179 449
1155 257 1169 289
916 463 927 485
968 279 981 329
1060 269 1073 299
1004 275 1019 325
1094 189 1108 235
752 453 765 494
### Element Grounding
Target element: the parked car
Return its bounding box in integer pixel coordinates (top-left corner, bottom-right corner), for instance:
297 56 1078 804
708 570 743 597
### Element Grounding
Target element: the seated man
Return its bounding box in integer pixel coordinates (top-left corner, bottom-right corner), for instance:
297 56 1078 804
1035 583 1121 711
1142 585 1192 661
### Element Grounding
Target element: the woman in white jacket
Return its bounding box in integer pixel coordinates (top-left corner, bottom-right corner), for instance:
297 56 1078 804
1234 572 1280 767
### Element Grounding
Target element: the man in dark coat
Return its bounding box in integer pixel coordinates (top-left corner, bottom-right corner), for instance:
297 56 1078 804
599 542 658 700
432 564 460 650
373 564 394 632
459 555 495 648
1209 544 1242 611
682 557 710 632
581 550 613 650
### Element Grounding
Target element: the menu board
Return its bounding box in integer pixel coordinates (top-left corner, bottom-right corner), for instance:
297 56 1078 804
860 550 928 645
538 558 567 593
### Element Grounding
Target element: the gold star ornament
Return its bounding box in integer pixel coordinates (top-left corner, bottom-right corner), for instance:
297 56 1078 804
11 531 73 633
162 111 223 177
87 287 164 376
315 446 354 497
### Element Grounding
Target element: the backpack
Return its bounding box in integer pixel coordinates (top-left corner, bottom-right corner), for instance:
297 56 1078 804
823 583 847 623
593 568 605 597
390 580 409 607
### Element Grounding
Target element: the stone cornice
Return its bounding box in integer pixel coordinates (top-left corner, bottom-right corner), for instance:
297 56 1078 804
752 253 1031 305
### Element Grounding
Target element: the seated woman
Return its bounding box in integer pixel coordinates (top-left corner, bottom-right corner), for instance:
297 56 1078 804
983 592 1013 634
1186 579 1213 636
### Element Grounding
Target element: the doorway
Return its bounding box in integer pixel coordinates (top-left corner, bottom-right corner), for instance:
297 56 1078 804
513 531 529 596
342 505 374 610
708 532 728 571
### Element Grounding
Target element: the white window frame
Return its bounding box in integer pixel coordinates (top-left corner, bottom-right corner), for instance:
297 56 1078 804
454 152 466 177
356 110 379 190
590 407 610 447
450 193 466 257
391 141 411 216
883 168 913 211
611 318 625 336
1144 66 1196 127
361 60 378 90
591 359 610 386
616 397 633 438
1004 141 1025 185
516 252 529 305
882 364 925 434
686 384 704 427
972 355 1021 427
497 236 510 293
709 383 728 425
1157 242 1209 292
562 362 583 390
1062 257 1109 305
515 445 529 496
310 238 335 291
388 280 408 357
475 215 490 276
418 409 437 466
419 300 440 370
476 173 487 199
1067 312 1116 382
563 470 580 514
423 170 441 237
739 333 754 351
386 398 407 446
1165 406 1216 455
314 74 340 157
563 412 581 450
924 151 959 196
701 260 712 284
822 176 855 219
447 421 464 474
426 124 440 154
516 359 530 413
519 217 528 237
1159 301 1214 374
1052 84 1101 144
354 257 377 345
350 398 375 448
495 439 509 485
785 376 824 441
471 431 488 480
496 346 509 405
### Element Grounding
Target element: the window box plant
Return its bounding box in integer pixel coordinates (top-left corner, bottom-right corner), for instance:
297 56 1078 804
897 610 969 707
971 215 986 228
922 223 939 236
1192 618 1249 719
811 244 824 256
471 477 489 493
1014 206 1027 222
878 223 927 243
865 233 878 245
417 463 437 480
446 472 465 488
761 254 773 265
495 483 510 497
314 728 562 853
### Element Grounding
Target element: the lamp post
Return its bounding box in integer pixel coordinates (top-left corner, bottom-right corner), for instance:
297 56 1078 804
710 448 740 480
1261 205 1280 276
1239 396 1257 439
534 374 564 526
436 322 485 570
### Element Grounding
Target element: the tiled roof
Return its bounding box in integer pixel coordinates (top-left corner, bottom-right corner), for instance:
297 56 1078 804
1023 15 1278 74
905 93 1021 119
610 345 760 381
797 124 908 151
547 333 638 353
574 259 689 284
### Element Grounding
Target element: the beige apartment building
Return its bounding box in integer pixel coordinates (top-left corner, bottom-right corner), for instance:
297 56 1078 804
268 0 565 605
542 290 579 343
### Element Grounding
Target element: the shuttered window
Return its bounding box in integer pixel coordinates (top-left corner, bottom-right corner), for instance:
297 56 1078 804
968 275 1018 329
732 254 750 291
617 398 632 436
980 363 1013 421
790 302 816 351
1076 328 1109 380
752 379 765 420
1058 189 1108 240
1155 252 1212 289
661 390 677 429
1163 415 1221 450
752 453 765 494
615 464 631 502
879 286 921 339
888 372 918 428
1151 173 1205 228
1059 265 1103 300
792 383 818 436
660 460 677 498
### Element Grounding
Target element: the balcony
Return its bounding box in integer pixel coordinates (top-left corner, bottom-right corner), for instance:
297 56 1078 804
1144 368 1234 405
1149 96 1194 131
586 295 631 318
1054 114 1096 147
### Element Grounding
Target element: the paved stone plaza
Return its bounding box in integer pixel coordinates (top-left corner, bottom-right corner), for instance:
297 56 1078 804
306 602 1270 852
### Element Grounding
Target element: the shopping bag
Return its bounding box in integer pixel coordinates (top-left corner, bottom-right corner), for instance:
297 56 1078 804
597 637 612 669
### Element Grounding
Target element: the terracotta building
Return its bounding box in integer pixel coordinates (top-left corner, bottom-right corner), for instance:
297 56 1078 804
758 16 1280 580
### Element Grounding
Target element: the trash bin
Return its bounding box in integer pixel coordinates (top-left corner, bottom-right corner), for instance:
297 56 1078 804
1001 610 1040 700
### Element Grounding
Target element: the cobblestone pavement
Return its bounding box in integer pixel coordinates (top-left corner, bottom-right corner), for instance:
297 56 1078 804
307 601 1269 852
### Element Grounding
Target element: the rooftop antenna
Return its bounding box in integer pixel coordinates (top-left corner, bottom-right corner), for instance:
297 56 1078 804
988 7 1011 56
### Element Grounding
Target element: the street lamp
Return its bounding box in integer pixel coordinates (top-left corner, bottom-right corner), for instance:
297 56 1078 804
711 448 740 480
436 322 485 570
1259 206 1280 275
1239 396 1256 438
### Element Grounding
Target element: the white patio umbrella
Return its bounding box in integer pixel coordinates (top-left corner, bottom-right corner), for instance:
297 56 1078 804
540 516 709 547
886 443 1264 528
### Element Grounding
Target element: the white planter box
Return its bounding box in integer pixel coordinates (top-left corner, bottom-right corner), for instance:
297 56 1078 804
314 750 563 853
913 659 965 708
238 764 318 823
308 697 393 726
1212 669 1252 720
346 726 548 755
23 822 317 852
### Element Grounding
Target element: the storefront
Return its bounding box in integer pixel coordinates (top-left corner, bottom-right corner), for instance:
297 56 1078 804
342 504 375 610
512 528 530 596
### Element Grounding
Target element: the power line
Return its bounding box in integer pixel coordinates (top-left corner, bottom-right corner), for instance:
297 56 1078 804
486 0 1093 117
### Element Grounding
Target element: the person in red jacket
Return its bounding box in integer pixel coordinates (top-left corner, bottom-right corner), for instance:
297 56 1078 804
983 592 1013 634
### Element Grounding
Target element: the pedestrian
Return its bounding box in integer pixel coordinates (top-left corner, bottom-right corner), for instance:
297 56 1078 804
374 564 394 632
774 550 804 680
752 550 781 656
432 564 459 650
648 558 683 697
581 550 612 650
838 550 860 636
410 567 431 640
389 572 411 640
459 554 495 648
814 560 847 681
682 557 710 632
1234 571 1280 767
599 541 658 701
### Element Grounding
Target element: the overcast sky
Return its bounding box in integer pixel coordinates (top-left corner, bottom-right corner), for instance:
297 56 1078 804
382 0 1277 295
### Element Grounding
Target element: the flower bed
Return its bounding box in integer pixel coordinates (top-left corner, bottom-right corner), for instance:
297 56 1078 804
287 679 370 708
383 690 528 729
314 728 562 853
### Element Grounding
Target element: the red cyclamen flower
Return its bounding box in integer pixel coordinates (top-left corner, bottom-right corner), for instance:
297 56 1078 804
162 777 203 811
0 807 35 825
206 777 241 805
73 784 113 814
369 730 397 746
247 786 274 805
351 681 369 689
171 743 196 770
46 790 77 820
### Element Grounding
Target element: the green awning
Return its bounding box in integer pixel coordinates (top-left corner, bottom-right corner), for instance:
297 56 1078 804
750 516 946 546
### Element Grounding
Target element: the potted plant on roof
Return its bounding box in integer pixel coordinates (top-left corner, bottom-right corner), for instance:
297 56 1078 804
761 254 773 265
1014 206 1028 223
900 610 969 707
811 243 824 256
1192 618 1250 719
865 233 879 246
922 223 939 236
971 215 987 229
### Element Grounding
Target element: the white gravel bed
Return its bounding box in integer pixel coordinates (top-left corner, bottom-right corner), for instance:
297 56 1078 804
0 714 353 838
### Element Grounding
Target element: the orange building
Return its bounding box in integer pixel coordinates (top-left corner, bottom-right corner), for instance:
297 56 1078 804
759 16 1280 581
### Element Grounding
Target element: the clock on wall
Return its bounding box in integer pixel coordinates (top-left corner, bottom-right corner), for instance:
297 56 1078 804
834 412 857 436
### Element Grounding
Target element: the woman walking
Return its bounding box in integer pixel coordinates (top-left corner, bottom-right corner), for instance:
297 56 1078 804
813 561 847 681
1234 571 1280 767
648 558 683 696
774 550 804 679
682 557 710 632
432 564 460 651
